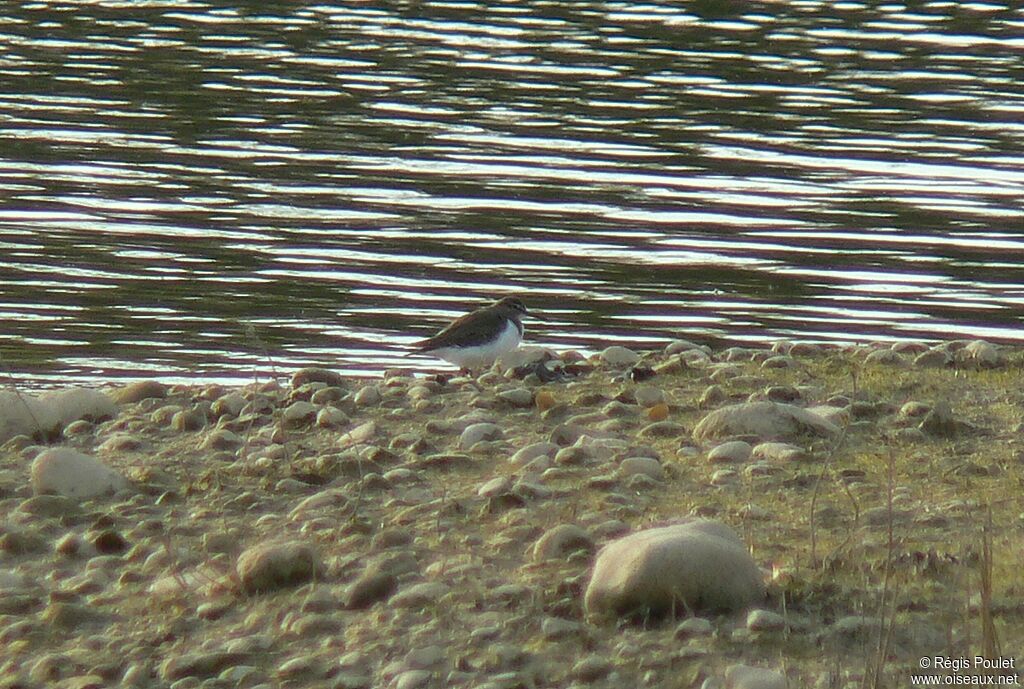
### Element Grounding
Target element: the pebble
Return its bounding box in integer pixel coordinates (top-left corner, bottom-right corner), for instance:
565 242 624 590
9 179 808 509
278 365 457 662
807 404 848 426
202 428 242 450
497 388 534 407
865 348 906 365
899 401 931 418
332 670 372 689
17 494 82 519
171 408 206 432
98 433 146 453
236 541 322 594
789 342 821 356
599 345 641 368
91 529 129 554
339 420 377 447
918 401 965 437
751 441 807 463
477 476 513 498
766 385 802 403
675 617 713 637
316 406 348 428
276 655 324 681
30 448 128 500
354 385 382 406
554 445 589 465
735 501 769 519
311 386 347 405
549 423 584 447
709 363 743 381
602 400 634 418
618 457 664 480
393 669 432 689
282 401 318 427
389 582 450 609
708 440 751 464
647 402 670 421
534 389 556 411
820 615 881 647
724 664 787 689
160 651 249 682
509 441 557 467
63 419 94 436
914 348 951 368
699 385 727 408
639 421 686 438
291 367 345 388
42 601 109 630
746 609 786 631
533 524 594 561
665 339 708 355
710 469 738 485
541 616 580 640
211 392 246 418
460 422 503 449
344 567 398 609
634 385 664 408
513 479 552 500
111 380 168 404
573 655 612 682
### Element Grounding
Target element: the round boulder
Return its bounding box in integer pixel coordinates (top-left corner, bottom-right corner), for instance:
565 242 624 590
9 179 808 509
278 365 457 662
30 448 128 500
584 519 764 619
693 401 839 444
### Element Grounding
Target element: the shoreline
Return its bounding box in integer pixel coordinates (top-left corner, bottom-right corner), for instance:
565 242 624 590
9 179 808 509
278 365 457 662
1 338 1021 687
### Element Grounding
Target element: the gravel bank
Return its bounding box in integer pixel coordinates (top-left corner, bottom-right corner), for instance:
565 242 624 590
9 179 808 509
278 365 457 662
1 339 1021 688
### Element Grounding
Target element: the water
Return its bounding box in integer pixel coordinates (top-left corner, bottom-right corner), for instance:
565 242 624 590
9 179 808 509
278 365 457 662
2 1 1023 387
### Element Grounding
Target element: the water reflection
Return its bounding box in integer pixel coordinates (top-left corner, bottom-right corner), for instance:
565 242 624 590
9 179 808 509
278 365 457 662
0 0 1022 386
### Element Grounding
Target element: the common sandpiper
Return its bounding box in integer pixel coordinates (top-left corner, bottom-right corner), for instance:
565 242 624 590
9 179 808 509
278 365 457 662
408 296 532 373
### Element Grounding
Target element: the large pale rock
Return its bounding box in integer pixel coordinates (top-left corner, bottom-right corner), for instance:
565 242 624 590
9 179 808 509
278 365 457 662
1 388 117 443
0 392 59 442
40 388 117 426
584 520 764 618
30 448 128 500
693 401 839 444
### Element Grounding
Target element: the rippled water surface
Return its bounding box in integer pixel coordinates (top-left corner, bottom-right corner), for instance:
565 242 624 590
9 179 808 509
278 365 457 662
2 1 1024 385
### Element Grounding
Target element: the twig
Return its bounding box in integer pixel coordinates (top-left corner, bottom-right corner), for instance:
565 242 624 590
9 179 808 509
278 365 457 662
980 504 999 659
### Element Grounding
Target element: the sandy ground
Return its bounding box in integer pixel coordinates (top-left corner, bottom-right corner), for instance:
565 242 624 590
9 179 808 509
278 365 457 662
1 339 1022 689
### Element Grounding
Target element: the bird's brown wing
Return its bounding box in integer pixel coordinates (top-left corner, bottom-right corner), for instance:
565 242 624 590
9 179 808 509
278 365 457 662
410 306 504 351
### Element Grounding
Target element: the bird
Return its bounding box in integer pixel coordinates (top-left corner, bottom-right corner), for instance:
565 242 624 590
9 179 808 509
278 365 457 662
408 297 532 373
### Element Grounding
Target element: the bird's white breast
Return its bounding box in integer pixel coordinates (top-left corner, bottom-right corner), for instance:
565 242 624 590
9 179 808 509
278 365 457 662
429 320 522 370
